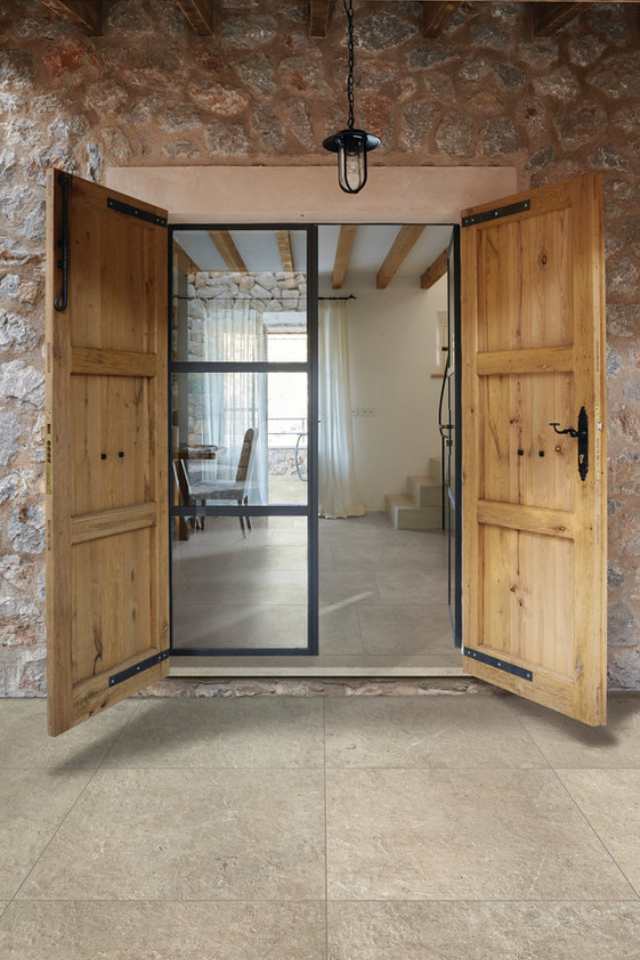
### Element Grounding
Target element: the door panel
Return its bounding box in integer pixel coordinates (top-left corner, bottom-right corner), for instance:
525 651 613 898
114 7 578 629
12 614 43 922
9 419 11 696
46 170 169 735
461 175 607 725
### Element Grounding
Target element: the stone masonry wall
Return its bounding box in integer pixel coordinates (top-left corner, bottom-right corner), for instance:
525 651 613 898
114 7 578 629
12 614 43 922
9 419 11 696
1 0 639 694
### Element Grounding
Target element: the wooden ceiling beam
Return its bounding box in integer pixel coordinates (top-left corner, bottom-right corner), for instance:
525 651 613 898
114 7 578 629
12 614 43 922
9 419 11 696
529 2 581 35
332 225 357 290
422 1 460 38
276 230 295 272
309 0 332 38
377 225 426 290
176 0 214 35
209 231 247 272
39 0 102 34
420 248 448 290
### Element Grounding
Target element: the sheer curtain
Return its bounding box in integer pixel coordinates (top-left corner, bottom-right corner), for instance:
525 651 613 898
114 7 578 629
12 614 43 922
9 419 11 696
200 301 268 504
318 301 365 518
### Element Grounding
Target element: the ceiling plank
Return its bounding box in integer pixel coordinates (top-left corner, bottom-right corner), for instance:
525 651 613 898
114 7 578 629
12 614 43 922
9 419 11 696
175 0 214 35
209 231 247 272
39 0 102 33
420 248 448 290
376 225 426 290
309 0 332 38
332 225 357 290
423 1 460 38
529 2 581 35
276 230 295 272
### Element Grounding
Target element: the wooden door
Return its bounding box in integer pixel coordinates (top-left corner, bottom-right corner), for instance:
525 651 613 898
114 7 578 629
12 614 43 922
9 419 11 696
46 170 169 735
461 174 607 725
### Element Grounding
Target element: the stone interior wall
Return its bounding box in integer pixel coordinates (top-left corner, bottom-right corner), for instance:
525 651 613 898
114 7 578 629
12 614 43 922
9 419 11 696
1 0 639 694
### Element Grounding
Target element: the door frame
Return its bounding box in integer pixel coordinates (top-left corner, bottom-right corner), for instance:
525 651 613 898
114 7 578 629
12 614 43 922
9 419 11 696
168 222 320 657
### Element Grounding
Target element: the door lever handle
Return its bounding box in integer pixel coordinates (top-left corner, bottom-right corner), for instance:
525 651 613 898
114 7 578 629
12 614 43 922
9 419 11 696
548 407 589 481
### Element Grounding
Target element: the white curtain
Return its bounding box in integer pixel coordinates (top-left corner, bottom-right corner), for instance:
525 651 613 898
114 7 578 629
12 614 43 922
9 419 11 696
318 301 366 518
200 301 268 504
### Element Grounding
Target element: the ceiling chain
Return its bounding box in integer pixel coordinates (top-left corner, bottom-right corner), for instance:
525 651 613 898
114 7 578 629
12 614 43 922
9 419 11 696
344 0 355 130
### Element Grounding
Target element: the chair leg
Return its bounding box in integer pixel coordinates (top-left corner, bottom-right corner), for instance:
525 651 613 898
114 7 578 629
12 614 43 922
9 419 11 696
244 495 251 532
238 500 246 538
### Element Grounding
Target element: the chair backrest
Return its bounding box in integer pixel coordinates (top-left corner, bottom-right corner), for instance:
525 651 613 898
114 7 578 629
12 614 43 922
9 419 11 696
235 428 256 483
173 459 191 506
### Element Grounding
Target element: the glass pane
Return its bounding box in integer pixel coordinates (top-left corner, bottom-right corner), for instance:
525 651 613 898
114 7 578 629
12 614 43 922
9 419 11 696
171 516 308 652
172 372 308 506
171 229 308 361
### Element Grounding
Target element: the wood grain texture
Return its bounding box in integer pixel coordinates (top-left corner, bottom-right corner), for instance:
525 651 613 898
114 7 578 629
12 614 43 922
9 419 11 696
420 248 448 289
332 225 357 289
275 229 294 272
461 174 607 726
209 229 246 271
377 225 426 289
40 0 102 33
175 0 213 34
46 171 169 737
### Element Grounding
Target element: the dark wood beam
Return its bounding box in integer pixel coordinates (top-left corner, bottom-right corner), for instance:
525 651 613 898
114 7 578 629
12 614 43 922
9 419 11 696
176 0 214 35
40 0 102 34
377 225 426 290
423 1 460 38
309 0 332 38
420 249 448 290
529 2 581 36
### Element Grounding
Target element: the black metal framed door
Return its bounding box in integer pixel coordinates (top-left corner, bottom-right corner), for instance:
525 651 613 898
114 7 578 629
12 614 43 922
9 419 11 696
168 224 319 656
442 226 462 648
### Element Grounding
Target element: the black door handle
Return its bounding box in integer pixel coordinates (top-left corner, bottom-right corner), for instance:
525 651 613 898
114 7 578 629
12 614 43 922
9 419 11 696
549 406 588 481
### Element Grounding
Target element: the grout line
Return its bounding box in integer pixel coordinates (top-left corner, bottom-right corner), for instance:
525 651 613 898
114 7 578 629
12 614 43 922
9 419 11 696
322 697 329 960
4 897 640 905
550 767 640 901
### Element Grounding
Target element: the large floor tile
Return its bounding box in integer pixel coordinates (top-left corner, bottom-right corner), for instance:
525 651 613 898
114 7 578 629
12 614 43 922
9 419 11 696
0 900 325 960
506 695 640 768
325 695 548 769
326 768 633 900
0 699 138 769
327 901 640 960
172 601 307 651
359 604 452 656
558 769 640 895
103 697 324 768
19 768 325 901
0 768 92 899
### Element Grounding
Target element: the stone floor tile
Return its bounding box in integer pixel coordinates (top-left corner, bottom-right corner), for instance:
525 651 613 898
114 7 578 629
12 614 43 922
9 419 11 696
0 699 138 770
505 695 640 768
327 901 640 960
0 900 325 960
103 697 324 769
359 604 455 656
326 768 633 900
558 769 640 895
0 768 92 899
19 768 325 901
325 694 548 769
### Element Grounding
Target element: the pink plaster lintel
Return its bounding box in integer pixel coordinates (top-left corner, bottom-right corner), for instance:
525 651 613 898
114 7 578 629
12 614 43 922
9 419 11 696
105 165 520 224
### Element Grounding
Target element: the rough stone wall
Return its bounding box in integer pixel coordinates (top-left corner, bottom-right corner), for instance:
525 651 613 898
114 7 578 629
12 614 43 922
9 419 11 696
1 0 639 695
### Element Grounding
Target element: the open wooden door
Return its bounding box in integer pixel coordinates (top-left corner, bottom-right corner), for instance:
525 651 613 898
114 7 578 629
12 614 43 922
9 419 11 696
46 170 169 735
461 174 607 726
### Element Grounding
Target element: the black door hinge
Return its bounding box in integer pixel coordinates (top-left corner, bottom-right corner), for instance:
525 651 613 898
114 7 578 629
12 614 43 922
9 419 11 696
464 647 533 681
107 197 168 227
108 650 170 688
462 199 530 228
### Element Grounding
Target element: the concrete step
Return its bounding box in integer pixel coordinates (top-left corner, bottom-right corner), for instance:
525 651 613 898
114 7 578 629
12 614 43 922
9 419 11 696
428 457 442 483
385 493 442 531
407 474 441 508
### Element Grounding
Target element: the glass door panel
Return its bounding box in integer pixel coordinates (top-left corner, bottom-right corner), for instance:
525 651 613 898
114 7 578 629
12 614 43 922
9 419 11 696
445 227 462 648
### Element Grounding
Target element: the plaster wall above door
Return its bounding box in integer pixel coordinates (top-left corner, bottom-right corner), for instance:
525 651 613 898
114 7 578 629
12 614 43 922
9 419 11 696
105 166 519 224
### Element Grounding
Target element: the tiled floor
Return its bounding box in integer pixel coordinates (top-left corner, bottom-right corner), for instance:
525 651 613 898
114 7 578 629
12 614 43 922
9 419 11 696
172 512 462 673
1 692 640 958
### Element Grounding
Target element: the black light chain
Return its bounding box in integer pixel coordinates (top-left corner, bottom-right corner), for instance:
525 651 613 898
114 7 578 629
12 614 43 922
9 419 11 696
344 0 355 130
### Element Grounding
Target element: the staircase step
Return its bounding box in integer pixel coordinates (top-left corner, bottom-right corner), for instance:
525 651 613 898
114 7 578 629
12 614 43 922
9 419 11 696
428 457 442 483
385 493 442 531
407 475 441 508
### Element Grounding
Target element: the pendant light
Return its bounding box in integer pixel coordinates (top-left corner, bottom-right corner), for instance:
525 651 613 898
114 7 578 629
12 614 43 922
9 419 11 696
323 0 380 194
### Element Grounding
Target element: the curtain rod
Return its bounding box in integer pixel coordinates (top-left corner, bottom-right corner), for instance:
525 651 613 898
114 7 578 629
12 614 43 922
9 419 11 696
173 294 357 302
319 294 357 301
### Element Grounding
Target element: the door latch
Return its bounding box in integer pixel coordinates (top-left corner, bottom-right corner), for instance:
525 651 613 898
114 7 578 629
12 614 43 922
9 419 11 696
549 406 589 481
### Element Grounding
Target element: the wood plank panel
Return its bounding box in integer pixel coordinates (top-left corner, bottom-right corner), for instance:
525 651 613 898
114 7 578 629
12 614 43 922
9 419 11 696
332 225 357 289
461 174 607 726
71 502 157 545
209 230 246 271
377 225 426 289
420 248 448 290
72 346 158 378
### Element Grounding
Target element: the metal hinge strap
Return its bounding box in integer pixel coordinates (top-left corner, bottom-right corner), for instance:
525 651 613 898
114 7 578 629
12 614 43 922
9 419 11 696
462 199 530 228
464 647 533 681
107 197 168 227
108 650 170 688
